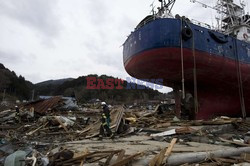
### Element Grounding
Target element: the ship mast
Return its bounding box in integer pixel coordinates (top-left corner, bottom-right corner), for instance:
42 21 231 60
216 0 247 34
157 0 176 18
191 0 250 41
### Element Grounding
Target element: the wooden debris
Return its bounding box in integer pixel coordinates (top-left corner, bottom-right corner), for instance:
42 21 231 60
149 147 167 166
165 138 177 157
58 152 95 165
3 103 250 166
26 122 48 136
240 153 250 161
55 117 69 132
116 149 125 162
114 107 125 132
156 122 171 128
83 107 125 138
176 127 196 134
213 157 238 164
79 160 84 166
57 150 122 165
219 137 250 147
150 129 176 137
78 128 91 135
0 125 20 129
149 138 177 166
188 117 242 126
104 152 116 166
110 152 142 166
73 148 89 158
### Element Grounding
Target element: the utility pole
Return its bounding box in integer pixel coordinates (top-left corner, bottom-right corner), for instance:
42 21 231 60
31 89 35 101
2 89 6 102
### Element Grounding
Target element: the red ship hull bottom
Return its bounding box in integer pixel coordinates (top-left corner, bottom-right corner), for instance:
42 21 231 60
124 47 250 119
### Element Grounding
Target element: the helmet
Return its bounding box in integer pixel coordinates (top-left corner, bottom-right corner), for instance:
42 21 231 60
101 102 106 106
15 106 18 108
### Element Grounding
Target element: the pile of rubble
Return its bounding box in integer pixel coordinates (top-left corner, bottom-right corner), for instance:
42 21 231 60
1 97 250 165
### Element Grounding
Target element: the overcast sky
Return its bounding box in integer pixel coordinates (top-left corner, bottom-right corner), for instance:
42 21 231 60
0 0 249 93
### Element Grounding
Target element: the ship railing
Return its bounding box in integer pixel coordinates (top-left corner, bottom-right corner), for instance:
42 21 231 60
191 19 214 30
135 15 156 30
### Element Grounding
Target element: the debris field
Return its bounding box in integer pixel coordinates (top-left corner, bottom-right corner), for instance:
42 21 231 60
1 97 250 165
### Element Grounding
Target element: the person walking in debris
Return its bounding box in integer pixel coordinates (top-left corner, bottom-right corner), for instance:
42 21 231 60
15 106 21 123
99 102 114 139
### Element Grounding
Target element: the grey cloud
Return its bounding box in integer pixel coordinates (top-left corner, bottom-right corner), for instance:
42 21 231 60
24 72 43 83
0 50 38 67
85 0 110 25
0 0 62 38
81 36 100 52
95 52 122 68
0 50 23 64
81 36 122 69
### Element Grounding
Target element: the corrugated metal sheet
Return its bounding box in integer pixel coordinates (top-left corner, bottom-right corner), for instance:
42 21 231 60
23 96 64 114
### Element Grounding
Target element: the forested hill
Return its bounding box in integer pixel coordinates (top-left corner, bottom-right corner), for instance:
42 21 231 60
35 75 165 103
0 63 165 103
0 63 33 100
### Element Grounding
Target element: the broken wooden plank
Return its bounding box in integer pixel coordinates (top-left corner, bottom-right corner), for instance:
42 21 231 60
44 131 76 135
55 117 69 132
88 154 110 163
149 138 177 166
60 150 122 165
116 149 125 162
73 149 89 159
110 152 142 166
78 128 91 135
240 153 250 161
150 129 176 137
213 157 237 164
165 138 177 157
0 125 20 129
114 107 125 132
176 127 196 134
104 152 116 166
219 137 250 147
79 160 84 166
155 122 171 128
26 122 48 136
149 147 167 166
58 152 96 165
154 104 160 113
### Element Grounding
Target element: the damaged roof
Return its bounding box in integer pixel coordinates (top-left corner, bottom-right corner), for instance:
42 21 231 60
23 96 64 114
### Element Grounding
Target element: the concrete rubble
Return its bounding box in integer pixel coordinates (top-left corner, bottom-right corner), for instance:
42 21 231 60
1 97 250 165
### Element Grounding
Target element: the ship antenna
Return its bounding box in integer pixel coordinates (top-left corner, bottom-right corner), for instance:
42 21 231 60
158 0 164 8
150 0 156 15
157 0 176 17
240 0 246 14
211 11 214 28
